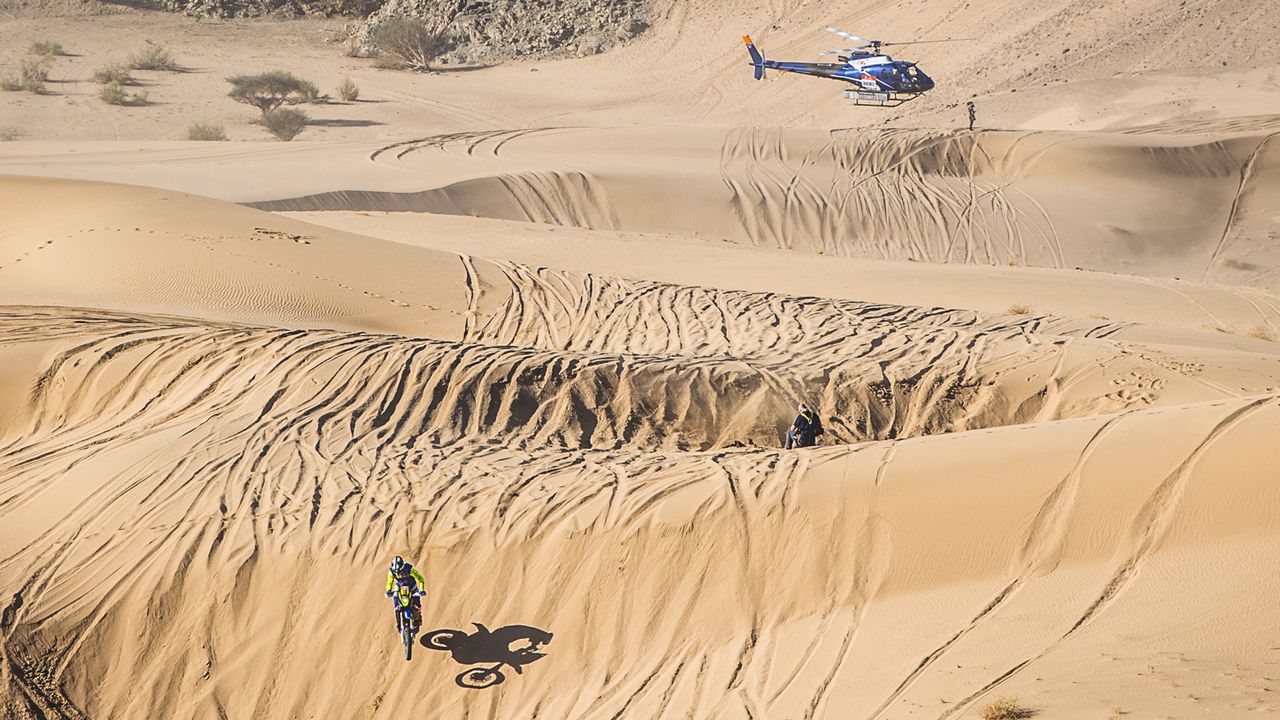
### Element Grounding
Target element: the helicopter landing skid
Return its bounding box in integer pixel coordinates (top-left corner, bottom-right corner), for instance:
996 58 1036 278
843 89 918 107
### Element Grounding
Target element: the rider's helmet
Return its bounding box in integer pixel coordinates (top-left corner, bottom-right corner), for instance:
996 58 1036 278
390 555 406 576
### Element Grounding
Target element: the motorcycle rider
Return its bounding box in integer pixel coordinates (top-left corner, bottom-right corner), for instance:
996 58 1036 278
385 556 426 631
784 402 824 449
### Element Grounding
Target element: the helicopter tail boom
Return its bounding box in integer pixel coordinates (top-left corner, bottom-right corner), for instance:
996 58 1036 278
743 35 765 79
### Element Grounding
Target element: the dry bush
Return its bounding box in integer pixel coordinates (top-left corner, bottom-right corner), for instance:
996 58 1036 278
22 60 49 92
128 41 178 71
1006 303 1033 315
983 696 1034 717
100 81 126 105
1248 324 1277 342
6 60 51 93
0 126 21 141
980 696 1035 720
91 64 133 85
258 107 308 141
372 17 449 71
295 79 323 104
100 81 148 106
227 71 313 114
337 76 359 101
28 40 65 56
186 121 227 141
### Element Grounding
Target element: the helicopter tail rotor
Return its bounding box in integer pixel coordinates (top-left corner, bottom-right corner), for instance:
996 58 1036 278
743 35 765 79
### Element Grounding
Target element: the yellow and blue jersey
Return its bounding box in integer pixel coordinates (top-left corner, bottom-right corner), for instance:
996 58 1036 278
386 565 426 595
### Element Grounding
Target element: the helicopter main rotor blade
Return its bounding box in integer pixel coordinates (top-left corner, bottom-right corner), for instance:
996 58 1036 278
825 27 871 46
879 37 976 47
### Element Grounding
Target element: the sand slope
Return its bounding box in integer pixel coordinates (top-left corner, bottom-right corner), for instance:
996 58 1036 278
2 3 1280 716
8 125 1279 293
2 303 1279 719
0 178 1279 718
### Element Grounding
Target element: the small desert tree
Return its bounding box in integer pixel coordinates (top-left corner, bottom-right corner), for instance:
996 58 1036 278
227 71 313 114
258 108 308 141
372 17 449 71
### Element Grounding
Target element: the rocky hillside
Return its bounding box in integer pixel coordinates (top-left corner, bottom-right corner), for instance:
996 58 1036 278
364 0 651 62
156 0 652 61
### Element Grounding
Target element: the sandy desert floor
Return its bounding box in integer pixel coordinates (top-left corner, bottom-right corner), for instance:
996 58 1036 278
3 3 1280 719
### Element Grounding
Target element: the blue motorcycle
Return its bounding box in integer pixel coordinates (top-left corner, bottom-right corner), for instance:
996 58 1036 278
392 585 421 661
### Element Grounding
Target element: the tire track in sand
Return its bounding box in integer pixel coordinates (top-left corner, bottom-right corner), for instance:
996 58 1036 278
938 396 1277 719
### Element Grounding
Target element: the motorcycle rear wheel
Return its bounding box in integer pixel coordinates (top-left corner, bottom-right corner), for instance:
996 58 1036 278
422 628 464 650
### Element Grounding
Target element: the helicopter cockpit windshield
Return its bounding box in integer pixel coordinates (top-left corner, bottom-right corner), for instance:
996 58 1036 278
891 62 933 91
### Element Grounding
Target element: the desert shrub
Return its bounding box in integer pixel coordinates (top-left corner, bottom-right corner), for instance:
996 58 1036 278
1006 303 1033 315
17 60 49 92
128 41 178 71
0 76 20 91
100 81 148 106
100 81 126 104
372 17 448 71
91 63 132 84
186 121 227 141
1248 324 1277 342
980 696 1035 720
336 76 359 101
227 71 313 114
296 79 323 103
28 40 64 56
258 107 308 141
0 126 21 141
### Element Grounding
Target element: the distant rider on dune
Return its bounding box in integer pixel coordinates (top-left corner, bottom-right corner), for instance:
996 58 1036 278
785 403 824 449
385 555 427 629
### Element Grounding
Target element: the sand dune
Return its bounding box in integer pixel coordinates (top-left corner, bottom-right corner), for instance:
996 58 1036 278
2 304 1279 719
2 177 1280 719
254 126 1280 290
9 125 1278 291
4 2 1280 718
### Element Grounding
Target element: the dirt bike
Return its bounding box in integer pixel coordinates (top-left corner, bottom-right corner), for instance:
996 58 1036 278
392 586 422 661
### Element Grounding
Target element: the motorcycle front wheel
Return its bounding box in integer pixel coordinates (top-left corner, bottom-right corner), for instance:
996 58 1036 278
456 666 505 689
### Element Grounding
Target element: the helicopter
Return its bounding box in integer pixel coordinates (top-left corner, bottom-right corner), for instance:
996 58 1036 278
743 27 959 106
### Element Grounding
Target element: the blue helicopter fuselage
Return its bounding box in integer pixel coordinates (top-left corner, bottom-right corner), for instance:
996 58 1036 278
743 37 935 95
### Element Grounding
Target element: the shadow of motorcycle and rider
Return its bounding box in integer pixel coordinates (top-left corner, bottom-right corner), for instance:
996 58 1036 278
420 623 553 688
